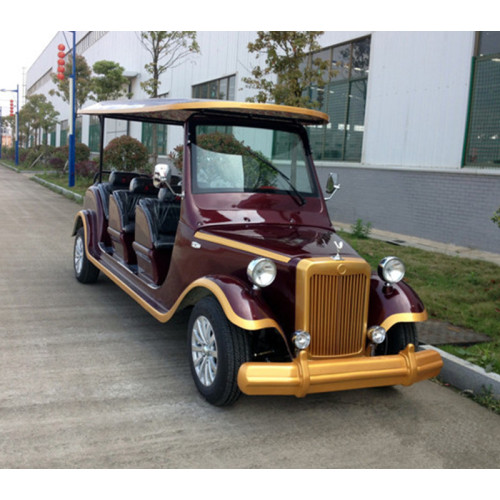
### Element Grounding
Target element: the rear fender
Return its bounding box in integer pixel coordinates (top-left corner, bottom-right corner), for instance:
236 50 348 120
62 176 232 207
368 275 428 331
72 210 100 259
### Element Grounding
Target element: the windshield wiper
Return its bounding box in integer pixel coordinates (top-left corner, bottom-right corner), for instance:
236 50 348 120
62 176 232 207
248 150 305 206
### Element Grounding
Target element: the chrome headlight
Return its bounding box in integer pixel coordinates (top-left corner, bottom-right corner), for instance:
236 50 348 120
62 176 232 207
247 257 277 288
378 256 405 284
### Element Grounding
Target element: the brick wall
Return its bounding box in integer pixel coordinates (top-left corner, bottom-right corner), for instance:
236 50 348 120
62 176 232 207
318 166 500 254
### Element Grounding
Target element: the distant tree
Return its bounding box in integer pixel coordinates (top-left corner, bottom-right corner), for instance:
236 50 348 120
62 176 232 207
21 94 59 146
91 60 131 101
243 31 331 108
49 54 94 110
138 31 200 163
138 31 200 98
492 207 500 228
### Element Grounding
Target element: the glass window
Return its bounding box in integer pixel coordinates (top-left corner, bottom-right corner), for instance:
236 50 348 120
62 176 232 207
306 36 370 162
192 125 317 198
464 32 500 167
142 122 167 155
192 75 236 101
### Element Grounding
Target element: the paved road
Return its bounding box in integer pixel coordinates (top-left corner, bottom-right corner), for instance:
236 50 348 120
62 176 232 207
0 166 499 468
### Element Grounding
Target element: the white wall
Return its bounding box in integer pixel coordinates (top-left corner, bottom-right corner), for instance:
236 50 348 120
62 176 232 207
363 31 475 168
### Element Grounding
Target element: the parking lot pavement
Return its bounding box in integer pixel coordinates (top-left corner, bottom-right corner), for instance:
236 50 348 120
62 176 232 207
1 165 499 469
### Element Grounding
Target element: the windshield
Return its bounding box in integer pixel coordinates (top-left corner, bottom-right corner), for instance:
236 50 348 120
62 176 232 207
191 125 318 200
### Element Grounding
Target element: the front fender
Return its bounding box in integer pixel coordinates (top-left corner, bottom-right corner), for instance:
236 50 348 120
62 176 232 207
181 275 285 336
368 275 428 331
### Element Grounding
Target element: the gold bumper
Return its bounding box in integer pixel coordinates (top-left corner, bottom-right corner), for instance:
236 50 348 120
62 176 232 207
238 345 443 398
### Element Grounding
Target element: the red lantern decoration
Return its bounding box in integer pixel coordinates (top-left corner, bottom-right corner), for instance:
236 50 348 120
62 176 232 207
56 44 66 81
9 100 14 116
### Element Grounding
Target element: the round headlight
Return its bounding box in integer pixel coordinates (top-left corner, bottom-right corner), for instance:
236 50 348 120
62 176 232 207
247 258 277 288
378 256 405 284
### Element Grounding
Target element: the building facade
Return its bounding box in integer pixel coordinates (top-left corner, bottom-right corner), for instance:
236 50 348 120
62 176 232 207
26 31 500 253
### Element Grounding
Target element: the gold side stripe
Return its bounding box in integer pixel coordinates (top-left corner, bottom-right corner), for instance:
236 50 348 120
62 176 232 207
194 231 291 263
77 214 283 334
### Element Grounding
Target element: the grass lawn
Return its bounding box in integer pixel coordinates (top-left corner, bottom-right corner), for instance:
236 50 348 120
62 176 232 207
340 231 500 375
36 172 94 198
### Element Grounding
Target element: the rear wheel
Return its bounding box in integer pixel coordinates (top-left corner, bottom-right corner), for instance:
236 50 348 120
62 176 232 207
74 227 100 284
188 296 251 406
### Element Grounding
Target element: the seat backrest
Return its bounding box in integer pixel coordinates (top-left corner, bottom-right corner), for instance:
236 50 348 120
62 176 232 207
111 178 158 232
139 197 181 246
97 171 142 220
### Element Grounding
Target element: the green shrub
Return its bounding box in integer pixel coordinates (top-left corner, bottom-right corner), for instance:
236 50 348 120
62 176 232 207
103 135 150 172
351 218 372 238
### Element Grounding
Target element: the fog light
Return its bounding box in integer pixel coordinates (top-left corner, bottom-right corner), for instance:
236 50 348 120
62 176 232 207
367 326 386 344
293 330 311 350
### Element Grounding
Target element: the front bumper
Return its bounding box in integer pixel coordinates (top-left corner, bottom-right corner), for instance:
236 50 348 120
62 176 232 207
238 344 443 398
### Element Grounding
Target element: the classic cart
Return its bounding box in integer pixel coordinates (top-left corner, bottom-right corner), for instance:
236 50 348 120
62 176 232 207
73 98 443 406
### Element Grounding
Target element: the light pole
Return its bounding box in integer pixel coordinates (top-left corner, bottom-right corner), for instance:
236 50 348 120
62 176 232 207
68 31 76 187
0 86 20 166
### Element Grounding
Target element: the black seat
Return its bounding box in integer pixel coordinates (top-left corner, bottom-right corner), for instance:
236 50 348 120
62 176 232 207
111 177 159 233
96 171 142 220
107 177 159 265
138 190 181 250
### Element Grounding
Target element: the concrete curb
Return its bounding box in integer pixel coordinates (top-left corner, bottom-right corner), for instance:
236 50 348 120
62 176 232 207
422 345 500 400
31 175 83 204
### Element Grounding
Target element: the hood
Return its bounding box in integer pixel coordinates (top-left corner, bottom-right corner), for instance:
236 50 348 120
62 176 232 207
202 224 359 261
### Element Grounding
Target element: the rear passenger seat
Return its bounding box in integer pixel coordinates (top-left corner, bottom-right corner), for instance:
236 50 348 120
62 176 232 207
96 171 142 220
107 176 159 265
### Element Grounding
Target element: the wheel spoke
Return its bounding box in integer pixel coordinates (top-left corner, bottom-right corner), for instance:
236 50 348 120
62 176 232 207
191 315 218 387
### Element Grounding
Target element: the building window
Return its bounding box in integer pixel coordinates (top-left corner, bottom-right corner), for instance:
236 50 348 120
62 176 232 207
192 74 236 100
142 122 167 155
60 120 68 146
464 32 500 167
88 116 101 152
306 36 371 162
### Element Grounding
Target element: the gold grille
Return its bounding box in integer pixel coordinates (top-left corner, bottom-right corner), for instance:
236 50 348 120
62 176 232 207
296 258 371 358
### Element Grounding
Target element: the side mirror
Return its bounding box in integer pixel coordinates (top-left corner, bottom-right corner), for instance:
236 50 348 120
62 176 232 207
153 163 172 189
324 172 340 201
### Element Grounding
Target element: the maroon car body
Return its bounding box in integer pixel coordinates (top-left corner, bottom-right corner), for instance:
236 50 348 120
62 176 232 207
73 99 442 406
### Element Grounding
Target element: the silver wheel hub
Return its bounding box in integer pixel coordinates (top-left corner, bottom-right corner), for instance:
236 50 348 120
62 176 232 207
191 315 218 387
74 236 84 274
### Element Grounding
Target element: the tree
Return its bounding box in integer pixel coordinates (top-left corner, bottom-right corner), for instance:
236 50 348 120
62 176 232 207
138 31 200 98
492 207 500 228
138 31 200 164
21 94 59 146
91 60 131 101
243 31 331 108
49 54 93 110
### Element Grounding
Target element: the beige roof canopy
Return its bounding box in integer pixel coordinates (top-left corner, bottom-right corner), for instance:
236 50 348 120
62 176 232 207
79 98 330 126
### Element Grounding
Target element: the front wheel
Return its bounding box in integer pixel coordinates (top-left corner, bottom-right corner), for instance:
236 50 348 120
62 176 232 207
188 296 251 406
386 322 418 354
74 227 100 284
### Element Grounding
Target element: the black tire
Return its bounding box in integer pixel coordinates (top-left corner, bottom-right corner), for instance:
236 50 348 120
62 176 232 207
188 296 251 406
73 227 100 284
386 322 418 354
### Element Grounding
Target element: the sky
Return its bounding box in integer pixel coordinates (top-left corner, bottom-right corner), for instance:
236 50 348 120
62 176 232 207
0 2 485 117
